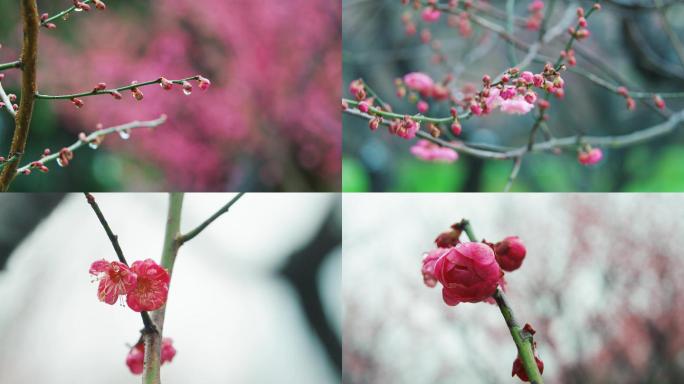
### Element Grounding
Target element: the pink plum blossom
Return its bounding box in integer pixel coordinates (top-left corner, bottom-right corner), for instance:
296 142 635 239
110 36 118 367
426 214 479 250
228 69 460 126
126 338 176 375
421 248 447 288
89 260 137 305
410 140 458 163
433 242 503 306
578 147 603 165
403 72 435 93
493 236 527 272
126 259 170 312
421 8 441 23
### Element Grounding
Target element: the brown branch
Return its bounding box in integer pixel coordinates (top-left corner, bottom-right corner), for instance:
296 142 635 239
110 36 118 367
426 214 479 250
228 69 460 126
0 0 39 191
83 193 158 334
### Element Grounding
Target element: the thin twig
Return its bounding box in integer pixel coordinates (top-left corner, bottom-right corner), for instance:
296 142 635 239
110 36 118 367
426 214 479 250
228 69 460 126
15 114 167 175
504 156 523 192
178 192 245 245
41 0 95 26
35 76 202 100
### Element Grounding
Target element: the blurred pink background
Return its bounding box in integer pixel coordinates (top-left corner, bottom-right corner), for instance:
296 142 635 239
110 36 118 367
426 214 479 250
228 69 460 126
15 0 341 190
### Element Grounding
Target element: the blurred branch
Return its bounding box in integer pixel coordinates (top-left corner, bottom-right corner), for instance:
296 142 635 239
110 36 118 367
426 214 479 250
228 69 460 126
461 219 544 384
0 0 39 191
83 193 158 334
654 0 684 67
280 205 341 372
14 114 167 175
178 192 245 245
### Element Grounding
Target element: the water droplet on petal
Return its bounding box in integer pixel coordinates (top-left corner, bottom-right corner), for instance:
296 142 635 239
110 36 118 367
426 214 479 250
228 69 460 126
73 7 82 12
56 158 64 167
119 128 131 140
182 88 192 96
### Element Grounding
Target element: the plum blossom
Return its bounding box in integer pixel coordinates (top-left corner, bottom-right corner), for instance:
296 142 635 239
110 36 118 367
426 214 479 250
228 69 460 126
421 7 441 23
126 259 170 312
421 248 447 288
486 87 536 115
89 260 137 305
578 147 603 165
433 242 503 306
403 72 435 93
493 236 527 272
410 140 458 163
126 338 176 375
512 354 544 382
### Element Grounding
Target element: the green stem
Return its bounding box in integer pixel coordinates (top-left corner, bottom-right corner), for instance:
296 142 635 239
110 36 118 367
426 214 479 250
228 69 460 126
35 76 201 100
493 289 544 384
461 219 544 384
0 60 22 71
460 219 478 243
41 0 94 26
142 193 184 384
343 98 469 124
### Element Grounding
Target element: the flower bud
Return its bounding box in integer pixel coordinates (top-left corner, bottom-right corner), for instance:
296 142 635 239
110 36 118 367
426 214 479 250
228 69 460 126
512 354 544 382
493 236 526 272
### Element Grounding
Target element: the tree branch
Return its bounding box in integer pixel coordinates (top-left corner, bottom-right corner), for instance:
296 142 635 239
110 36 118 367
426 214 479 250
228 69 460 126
13 114 167 175
177 192 245 245
35 76 204 100
83 193 158 335
0 0 39 191
143 193 184 384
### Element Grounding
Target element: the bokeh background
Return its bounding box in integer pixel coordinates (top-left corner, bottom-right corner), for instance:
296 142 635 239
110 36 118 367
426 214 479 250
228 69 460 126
0 0 340 191
0 193 340 383
343 0 684 192
343 193 684 383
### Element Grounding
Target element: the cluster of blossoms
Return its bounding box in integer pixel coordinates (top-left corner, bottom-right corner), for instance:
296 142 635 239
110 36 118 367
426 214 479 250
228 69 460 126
421 221 543 382
126 338 176 375
421 223 527 305
89 258 175 374
89 258 170 312
391 63 566 122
